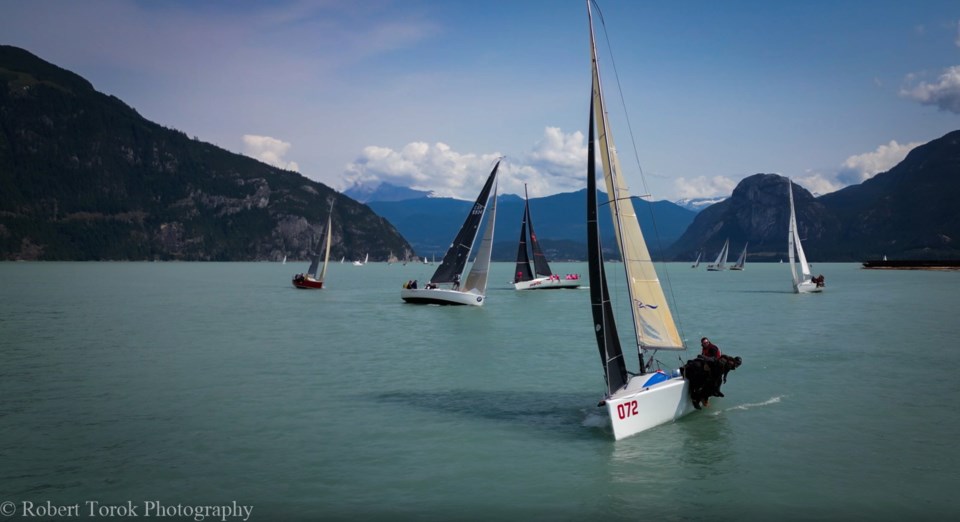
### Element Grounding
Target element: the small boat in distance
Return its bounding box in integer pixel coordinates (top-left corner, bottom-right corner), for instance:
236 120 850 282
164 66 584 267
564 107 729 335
787 179 824 293
512 184 581 290
292 210 333 289
352 253 368 266
730 243 747 271
691 250 702 268
400 161 500 306
706 239 729 271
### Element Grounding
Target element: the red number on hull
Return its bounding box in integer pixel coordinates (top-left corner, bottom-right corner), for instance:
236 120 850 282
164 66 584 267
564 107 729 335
616 400 639 419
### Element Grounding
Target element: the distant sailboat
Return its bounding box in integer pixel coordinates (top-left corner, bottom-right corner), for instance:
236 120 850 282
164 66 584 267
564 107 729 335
352 253 368 266
691 250 702 268
706 239 729 271
282 255 287 265
512 184 581 290
292 210 333 289
787 179 823 293
400 161 500 306
730 243 747 271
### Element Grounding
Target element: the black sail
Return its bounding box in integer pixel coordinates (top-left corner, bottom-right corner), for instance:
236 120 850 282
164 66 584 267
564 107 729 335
526 192 553 277
513 201 534 283
430 161 501 284
587 96 628 395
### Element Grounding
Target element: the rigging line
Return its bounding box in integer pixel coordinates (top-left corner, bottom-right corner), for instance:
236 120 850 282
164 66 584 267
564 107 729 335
593 0 686 347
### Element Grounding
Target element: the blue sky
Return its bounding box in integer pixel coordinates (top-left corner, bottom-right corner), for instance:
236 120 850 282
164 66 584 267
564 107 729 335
2 0 958 201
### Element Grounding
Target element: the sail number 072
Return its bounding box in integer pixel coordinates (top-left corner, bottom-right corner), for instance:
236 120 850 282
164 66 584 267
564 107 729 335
616 400 638 419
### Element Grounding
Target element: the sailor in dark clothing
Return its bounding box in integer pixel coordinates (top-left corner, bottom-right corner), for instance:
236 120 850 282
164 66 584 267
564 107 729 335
700 337 721 359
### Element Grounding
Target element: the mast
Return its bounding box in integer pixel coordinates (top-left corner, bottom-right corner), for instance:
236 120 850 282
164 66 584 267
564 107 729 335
589 0 683 366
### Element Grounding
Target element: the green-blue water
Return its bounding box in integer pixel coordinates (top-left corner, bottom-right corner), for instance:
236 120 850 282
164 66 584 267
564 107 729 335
1 262 958 520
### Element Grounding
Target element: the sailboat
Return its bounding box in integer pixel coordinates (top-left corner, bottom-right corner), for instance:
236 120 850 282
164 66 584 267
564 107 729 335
706 239 729 271
585 1 701 440
512 184 581 290
730 243 748 271
292 210 333 289
691 250 702 268
352 253 368 266
401 161 500 306
787 179 823 293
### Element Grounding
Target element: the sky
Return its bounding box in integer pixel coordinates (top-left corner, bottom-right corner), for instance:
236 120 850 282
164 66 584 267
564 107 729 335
2 0 959 201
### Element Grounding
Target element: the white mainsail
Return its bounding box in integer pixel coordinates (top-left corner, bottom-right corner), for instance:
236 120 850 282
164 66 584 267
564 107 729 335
590 7 682 352
788 179 813 287
317 212 333 282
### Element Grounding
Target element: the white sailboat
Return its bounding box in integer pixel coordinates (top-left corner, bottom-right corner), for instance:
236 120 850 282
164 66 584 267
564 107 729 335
585 1 698 440
292 210 333 289
401 161 500 306
787 179 823 293
730 243 748 271
691 250 702 268
512 184 581 290
352 253 368 266
706 239 729 271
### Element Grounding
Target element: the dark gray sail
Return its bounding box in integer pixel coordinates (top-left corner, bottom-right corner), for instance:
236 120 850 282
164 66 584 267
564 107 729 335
512 200 534 283
526 188 553 277
587 97 628 395
430 161 501 284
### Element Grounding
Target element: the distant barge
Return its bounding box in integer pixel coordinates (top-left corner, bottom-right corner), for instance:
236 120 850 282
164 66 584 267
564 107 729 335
862 259 960 270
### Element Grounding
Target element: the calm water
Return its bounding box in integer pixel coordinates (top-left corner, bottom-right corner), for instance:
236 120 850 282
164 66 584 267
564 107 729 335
1 261 958 521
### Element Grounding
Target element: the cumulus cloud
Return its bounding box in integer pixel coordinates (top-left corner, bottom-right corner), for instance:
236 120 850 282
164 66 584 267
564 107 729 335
793 172 846 196
342 127 587 199
673 176 737 200
900 65 960 113
242 135 300 172
836 140 920 185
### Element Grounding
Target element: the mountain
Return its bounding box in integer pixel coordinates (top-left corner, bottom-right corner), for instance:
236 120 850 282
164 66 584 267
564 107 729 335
0 45 413 261
667 130 960 262
368 189 696 261
343 181 432 203
667 173 838 262
816 129 960 260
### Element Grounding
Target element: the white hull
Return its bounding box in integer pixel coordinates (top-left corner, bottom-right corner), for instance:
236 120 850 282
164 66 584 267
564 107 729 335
513 276 582 291
794 280 823 294
400 287 486 306
605 373 694 440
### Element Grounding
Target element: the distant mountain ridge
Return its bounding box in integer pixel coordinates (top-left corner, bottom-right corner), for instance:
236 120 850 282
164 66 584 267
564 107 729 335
344 181 432 203
0 45 413 261
368 189 696 261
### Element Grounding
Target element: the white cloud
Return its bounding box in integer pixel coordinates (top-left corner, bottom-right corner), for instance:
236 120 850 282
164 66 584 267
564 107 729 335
793 172 846 196
242 135 300 172
837 140 920 184
342 127 588 199
900 65 960 114
673 176 737 200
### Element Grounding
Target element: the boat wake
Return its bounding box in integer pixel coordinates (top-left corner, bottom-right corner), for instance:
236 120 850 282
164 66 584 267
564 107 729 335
716 395 783 413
